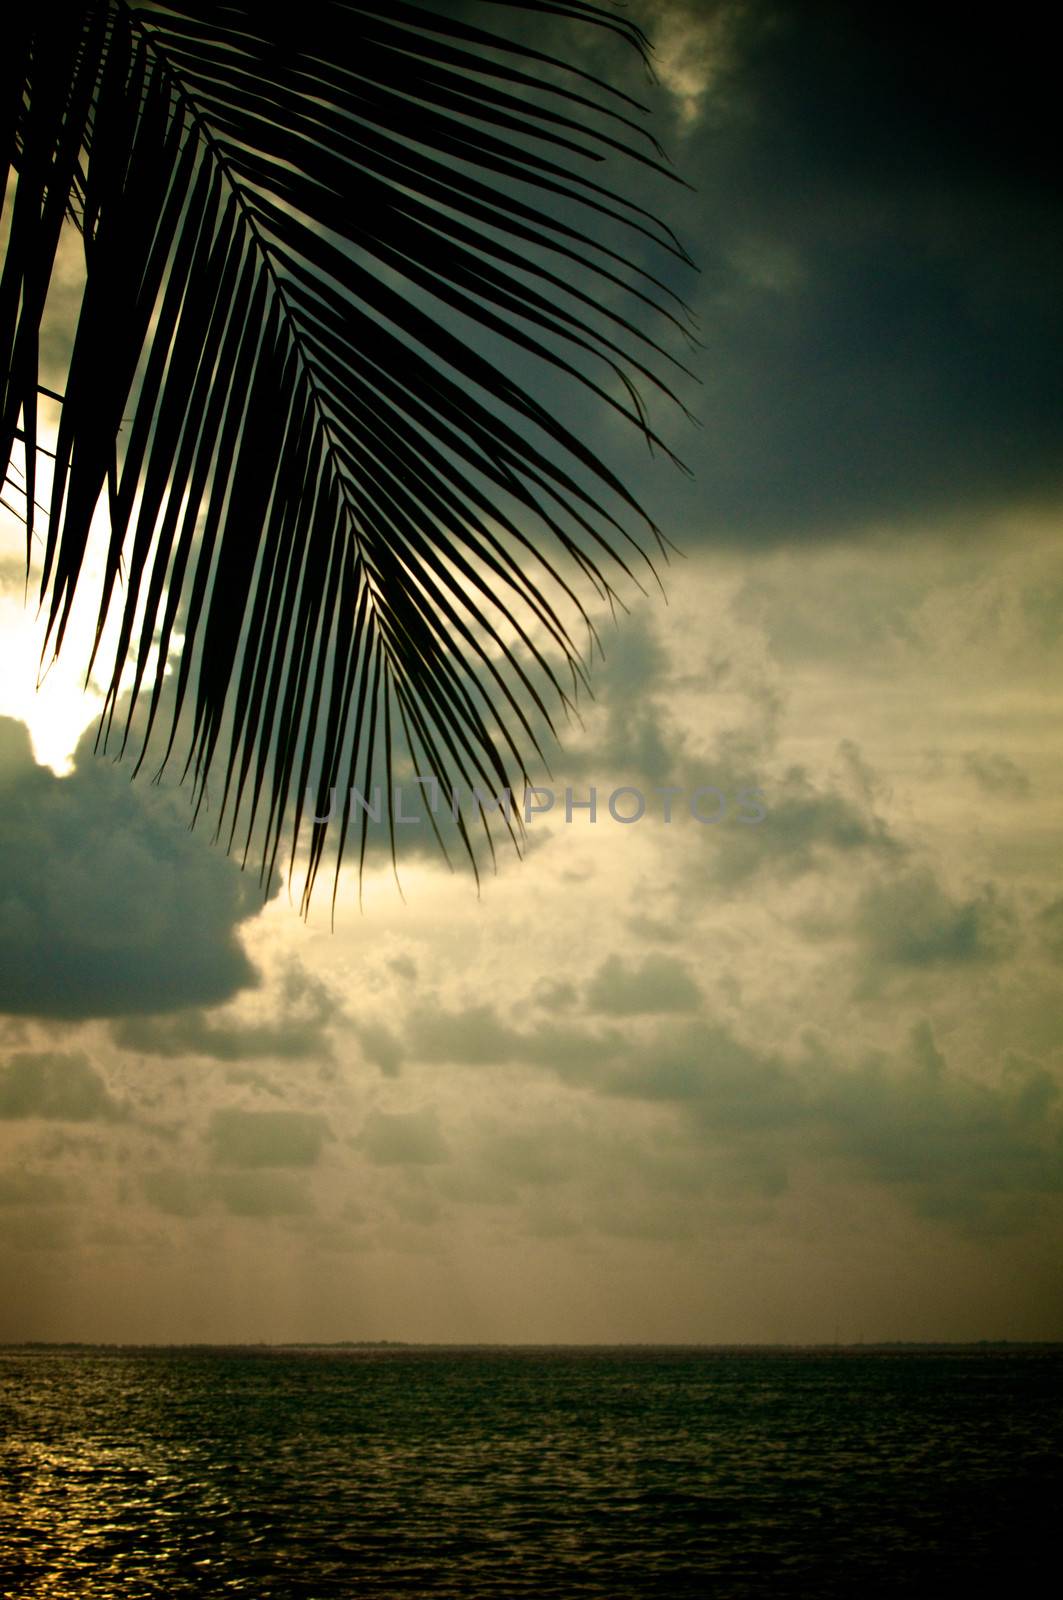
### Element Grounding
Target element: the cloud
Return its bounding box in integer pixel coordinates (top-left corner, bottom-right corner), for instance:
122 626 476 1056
0 556 28 590
708 766 900 888
210 1171 314 1218
640 1 743 132
0 716 34 784
407 1002 526 1067
359 1108 450 1166
963 751 1032 799
856 868 1015 970
0 1168 69 1205
653 1 1063 541
110 962 342 1062
403 990 799 1136
585 952 702 1014
141 1167 205 1219
0 1051 120 1121
821 1025 1063 1232
467 1125 586 1192
207 1109 329 1168
113 1011 325 1062
531 978 579 1013
140 1162 316 1219
392 974 1063 1242
0 1208 75 1252
602 1021 806 1131
406 998 625 1079
732 559 927 674
1038 898 1063 963
0 716 268 1019
351 1021 404 1078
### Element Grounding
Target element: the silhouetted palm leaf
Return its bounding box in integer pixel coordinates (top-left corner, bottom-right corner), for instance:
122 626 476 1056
1 0 694 913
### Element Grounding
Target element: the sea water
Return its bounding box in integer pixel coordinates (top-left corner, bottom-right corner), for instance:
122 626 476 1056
1 1345 1060 1597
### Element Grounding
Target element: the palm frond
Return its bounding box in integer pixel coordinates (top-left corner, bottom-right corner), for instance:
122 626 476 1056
1 0 696 914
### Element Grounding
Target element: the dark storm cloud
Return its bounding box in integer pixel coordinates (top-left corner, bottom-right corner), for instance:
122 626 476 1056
433 0 1063 540
507 0 1063 543
0 717 267 1019
684 2 1063 538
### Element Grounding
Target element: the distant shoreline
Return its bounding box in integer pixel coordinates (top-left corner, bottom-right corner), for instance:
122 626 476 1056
4 1340 1062 1353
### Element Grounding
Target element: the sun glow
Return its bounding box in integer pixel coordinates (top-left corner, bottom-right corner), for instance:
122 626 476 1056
0 427 172 776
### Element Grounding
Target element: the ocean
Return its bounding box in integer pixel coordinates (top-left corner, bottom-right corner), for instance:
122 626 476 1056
1 1345 1060 1597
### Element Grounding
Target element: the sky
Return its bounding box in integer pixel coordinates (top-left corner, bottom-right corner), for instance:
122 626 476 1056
1 0 1062 1344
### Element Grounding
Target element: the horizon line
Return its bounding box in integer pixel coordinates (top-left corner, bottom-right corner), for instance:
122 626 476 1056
4 1338 1061 1351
